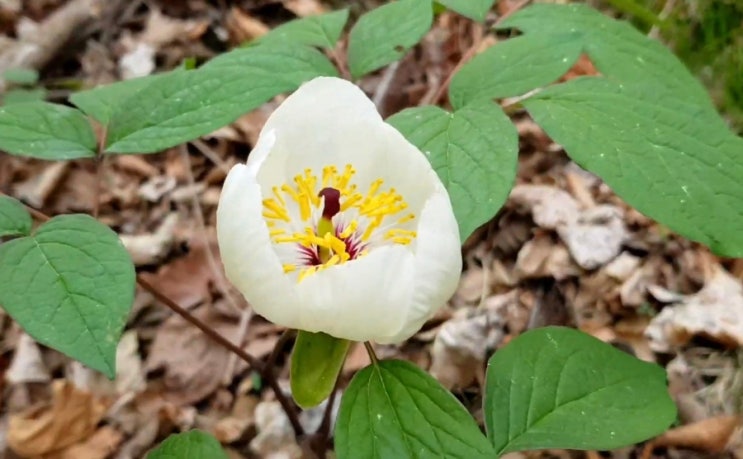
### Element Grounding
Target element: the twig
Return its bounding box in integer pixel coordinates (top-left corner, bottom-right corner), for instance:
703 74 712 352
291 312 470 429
311 378 341 459
372 61 400 110
426 0 532 106
138 275 303 435
5 195 305 437
330 43 351 80
191 139 232 175
266 329 297 371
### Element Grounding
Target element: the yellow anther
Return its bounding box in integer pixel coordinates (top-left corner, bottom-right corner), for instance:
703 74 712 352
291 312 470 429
283 264 297 273
339 220 359 239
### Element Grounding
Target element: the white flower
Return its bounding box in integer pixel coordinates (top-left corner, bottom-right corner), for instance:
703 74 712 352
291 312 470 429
217 77 461 344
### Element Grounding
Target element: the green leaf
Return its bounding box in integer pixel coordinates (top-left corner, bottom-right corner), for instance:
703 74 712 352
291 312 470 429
486 326 676 454
436 0 495 21
335 359 494 459
3 68 39 85
0 195 32 237
70 72 172 125
347 0 433 79
0 102 96 160
290 331 350 408
105 45 336 153
524 77 743 257
449 33 583 108
3 88 47 104
497 3 713 109
387 101 518 241
146 431 228 459
0 215 135 377
255 9 349 49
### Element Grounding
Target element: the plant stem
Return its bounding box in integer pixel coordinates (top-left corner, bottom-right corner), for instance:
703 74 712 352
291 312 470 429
3 194 306 437
363 341 379 365
138 277 305 437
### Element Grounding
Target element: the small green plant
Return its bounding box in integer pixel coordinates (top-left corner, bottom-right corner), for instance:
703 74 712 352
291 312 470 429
2 0 741 456
2 68 47 104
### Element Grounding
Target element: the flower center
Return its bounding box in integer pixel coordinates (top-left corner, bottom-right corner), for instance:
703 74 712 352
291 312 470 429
261 164 417 281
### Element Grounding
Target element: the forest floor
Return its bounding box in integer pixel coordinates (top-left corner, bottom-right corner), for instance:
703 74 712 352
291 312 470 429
0 1 742 458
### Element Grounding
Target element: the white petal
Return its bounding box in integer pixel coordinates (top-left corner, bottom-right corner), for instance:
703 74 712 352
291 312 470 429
377 178 462 344
252 77 437 215
216 164 301 327
290 245 415 342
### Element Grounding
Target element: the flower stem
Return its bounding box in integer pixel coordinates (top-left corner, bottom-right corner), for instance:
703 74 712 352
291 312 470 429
363 341 379 366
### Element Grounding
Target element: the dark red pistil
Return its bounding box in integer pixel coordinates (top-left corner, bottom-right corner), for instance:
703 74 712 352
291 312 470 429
319 187 341 219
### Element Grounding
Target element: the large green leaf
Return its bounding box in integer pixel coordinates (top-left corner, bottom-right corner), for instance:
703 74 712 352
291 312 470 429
335 360 494 459
105 45 336 153
0 215 135 377
0 102 96 160
70 72 172 125
486 326 676 454
0 195 32 237
524 77 743 257
387 101 518 241
496 3 713 109
255 9 349 49
436 0 495 21
347 0 433 79
449 33 583 108
146 431 228 459
290 331 350 408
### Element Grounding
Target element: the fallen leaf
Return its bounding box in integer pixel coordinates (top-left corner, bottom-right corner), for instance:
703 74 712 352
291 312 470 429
48 425 124 459
557 205 627 270
249 401 302 459
6 333 50 384
646 266 743 351
146 306 238 406
120 213 179 266
8 380 108 457
652 415 742 453
510 184 579 229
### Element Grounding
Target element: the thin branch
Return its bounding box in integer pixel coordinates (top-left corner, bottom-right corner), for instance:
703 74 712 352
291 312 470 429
427 0 532 106
5 194 305 437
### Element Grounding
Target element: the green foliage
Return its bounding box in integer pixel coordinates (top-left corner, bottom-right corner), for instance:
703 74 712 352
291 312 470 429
105 44 336 153
0 102 96 160
146 431 228 459
388 101 518 242
486 327 676 454
347 0 433 79
3 88 47 104
71 72 173 125
3 68 39 85
335 359 494 459
449 33 583 108
0 215 135 378
524 77 743 257
255 9 350 48
0 195 32 237
290 331 350 408
497 3 714 109
436 0 495 21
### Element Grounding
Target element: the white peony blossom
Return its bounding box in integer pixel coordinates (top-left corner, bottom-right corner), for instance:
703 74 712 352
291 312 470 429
217 77 461 344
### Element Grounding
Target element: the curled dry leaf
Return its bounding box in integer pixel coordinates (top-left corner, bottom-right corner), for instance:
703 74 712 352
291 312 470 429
510 185 579 229
646 266 743 351
6 333 50 384
514 233 580 281
652 415 742 453
249 401 303 459
120 213 179 266
48 425 124 459
430 293 513 390
146 306 239 406
557 205 627 270
8 380 108 457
